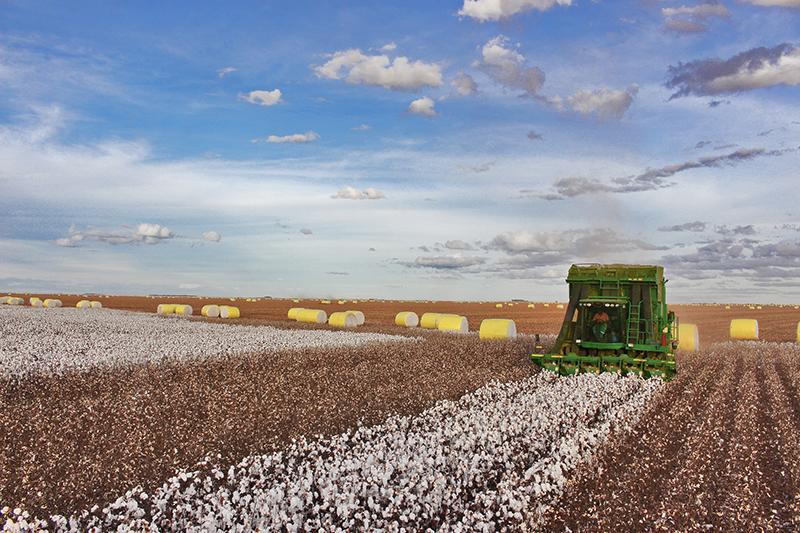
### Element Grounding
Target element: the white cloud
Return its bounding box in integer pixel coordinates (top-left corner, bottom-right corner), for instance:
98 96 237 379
452 71 477 95
202 231 222 242
314 49 442 91
380 42 398 52
217 67 237 78
477 36 545 96
662 4 730 18
331 186 386 200
240 89 283 106
458 0 572 22
352 123 371 131
560 86 639 119
56 223 175 247
411 255 486 269
408 96 437 116
300 228 313 235
262 131 320 144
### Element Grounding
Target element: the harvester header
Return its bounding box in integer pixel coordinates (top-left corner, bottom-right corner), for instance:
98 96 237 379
532 263 678 380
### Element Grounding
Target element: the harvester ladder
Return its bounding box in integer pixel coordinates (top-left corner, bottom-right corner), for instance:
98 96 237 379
627 303 641 345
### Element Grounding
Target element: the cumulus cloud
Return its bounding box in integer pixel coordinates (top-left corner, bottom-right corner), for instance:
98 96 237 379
458 0 572 22
666 44 800 99
352 124 371 131
217 67 237 78
716 224 757 236
452 71 477 95
530 146 797 199
314 49 442 91
550 86 639 120
331 186 386 200
527 130 543 140
202 231 222 242
300 228 313 235
240 89 283 106
658 221 707 232
408 96 437 116
257 131 320 144
487 228 666 255
380 42 397 52
662 2 730 33
56 223 175 247
409 255 487 269
443 239 475 250
476 36 545 97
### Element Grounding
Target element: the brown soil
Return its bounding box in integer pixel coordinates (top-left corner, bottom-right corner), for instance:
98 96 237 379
543 343 800 532
14 293 800 342
1 333 537 518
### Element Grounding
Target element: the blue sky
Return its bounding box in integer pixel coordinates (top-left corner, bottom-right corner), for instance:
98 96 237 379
1 0 799 302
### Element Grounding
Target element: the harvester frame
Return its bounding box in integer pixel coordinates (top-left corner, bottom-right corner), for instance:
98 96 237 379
532 263 678 380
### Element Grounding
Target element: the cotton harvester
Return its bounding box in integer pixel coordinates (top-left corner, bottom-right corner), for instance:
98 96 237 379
532 264 679 380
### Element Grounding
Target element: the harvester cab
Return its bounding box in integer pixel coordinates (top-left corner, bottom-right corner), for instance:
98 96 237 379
532 264 678 380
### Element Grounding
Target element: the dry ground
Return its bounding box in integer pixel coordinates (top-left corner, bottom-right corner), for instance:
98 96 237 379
18 293 800 342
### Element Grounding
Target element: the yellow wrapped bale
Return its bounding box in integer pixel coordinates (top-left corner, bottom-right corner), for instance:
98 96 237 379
797 321 800 344
43 299 62 308
329 311 358 328
495 303 504 308
438 315 468 333
346 310 365 325
479 319 517 340
287 307 305 320
202 304 220 318
76 300 91 309
174 304 193 316
297 309 327 324
556 304 564 309
90 301 102 309
678 323 699 352
395 311 419 327
157 304 176 315
219 305 240 319
420 312 442 329
6 297 23 306
527 303 535 308
30 297 43 307
320 300 331 305
730 319 759 340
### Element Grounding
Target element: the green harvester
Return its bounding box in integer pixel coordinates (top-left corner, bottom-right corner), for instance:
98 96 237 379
532 264 679 381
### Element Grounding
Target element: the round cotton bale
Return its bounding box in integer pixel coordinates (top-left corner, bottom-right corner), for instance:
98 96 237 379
678 323 699 352
174 304 193 316
90 301 102 309
420 312 442 329
292 299 300 303
320 300 331 305
30 297 43 307
219 305 240 319
495 303 504 308
76 300 91 309
202 304 220 318
730 319 759 340
438 315 468 333
479 319 517 340
287 307 305 320
346 310 365 325
337 300 346 305
7 297 23 306
395 311 419 328
157 304 176 315
544 303 550 308
329 311 358 328
527 303 535 308
556 304 564 309
297 309 327 324
43 299 62 308
724 305 731 310
796 321 800 344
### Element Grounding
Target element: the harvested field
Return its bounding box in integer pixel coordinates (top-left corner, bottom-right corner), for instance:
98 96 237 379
543 342 800 532
14 373 660 531
10 294 799 342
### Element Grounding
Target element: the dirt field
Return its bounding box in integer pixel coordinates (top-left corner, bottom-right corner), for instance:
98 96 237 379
543 342 800 532
17 293 800 342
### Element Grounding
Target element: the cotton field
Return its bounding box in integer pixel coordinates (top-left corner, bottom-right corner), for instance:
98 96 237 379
5 372 660 532
0 307 415 378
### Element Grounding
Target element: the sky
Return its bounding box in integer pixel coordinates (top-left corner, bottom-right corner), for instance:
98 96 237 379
1 0 799 303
